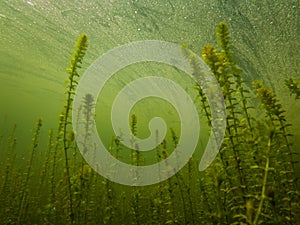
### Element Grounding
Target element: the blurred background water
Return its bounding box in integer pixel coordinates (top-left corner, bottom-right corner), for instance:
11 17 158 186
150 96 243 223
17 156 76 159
0 0 299 170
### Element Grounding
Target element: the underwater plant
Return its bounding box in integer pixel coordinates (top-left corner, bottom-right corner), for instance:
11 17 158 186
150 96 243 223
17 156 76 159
285 78 300 100
0 24 299 225
62 33 88 224
17 118 42 224
182 21 299 224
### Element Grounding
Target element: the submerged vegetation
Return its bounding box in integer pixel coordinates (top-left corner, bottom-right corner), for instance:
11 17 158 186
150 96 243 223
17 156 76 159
285 78 300 100
0 22 299 224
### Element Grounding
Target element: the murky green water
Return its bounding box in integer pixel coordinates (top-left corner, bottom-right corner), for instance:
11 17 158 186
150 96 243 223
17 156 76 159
1 0 299 134
0 1 299 224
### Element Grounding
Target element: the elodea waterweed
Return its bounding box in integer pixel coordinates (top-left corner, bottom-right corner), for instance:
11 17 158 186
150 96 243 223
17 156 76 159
0 24 299 225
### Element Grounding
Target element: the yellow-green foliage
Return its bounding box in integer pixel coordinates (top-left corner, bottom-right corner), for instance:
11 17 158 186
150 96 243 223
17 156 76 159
0 26 299 225
182 21 299 224
63 33 89 224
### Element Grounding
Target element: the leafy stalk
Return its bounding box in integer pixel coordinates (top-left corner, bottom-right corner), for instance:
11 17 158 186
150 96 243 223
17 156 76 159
17 118 42 224
253 130 273 225
63 34 88 224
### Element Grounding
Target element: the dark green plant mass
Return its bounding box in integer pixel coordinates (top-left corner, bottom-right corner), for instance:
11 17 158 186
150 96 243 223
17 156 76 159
285 78 300 100
0 24 299 225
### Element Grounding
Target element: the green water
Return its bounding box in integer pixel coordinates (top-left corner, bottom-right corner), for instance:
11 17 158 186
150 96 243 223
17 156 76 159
1 0 299 137
0 1 299 224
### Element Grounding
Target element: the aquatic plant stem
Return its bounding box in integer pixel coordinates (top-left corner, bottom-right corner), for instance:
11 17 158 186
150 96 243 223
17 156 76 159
17 118 42 224
63 34 88 224
253 131 272 225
